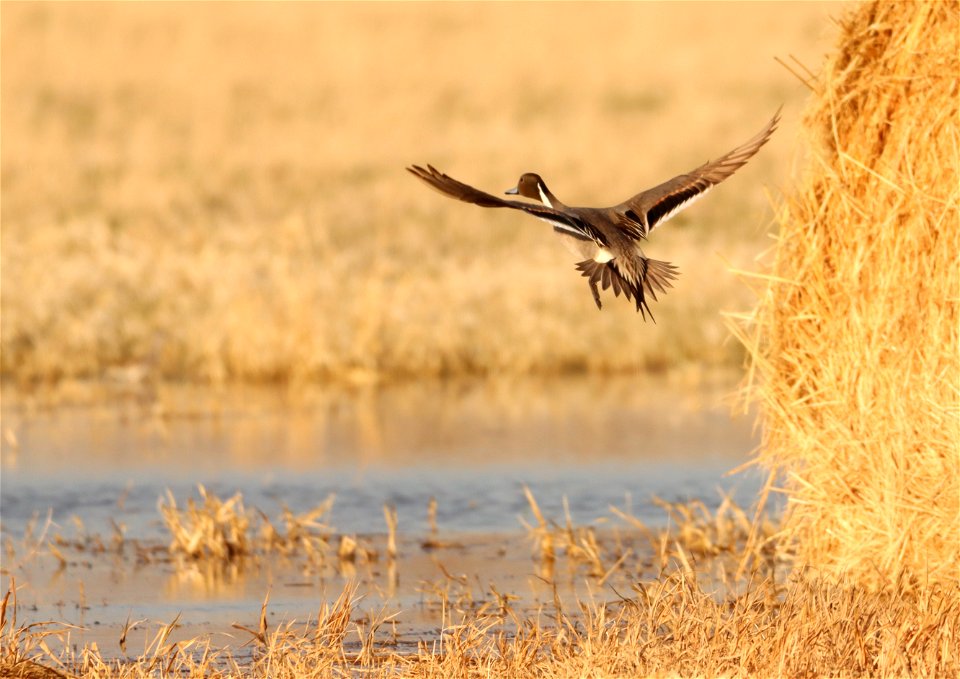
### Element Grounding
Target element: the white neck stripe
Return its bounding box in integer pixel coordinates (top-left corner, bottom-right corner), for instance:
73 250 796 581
537 184 553 208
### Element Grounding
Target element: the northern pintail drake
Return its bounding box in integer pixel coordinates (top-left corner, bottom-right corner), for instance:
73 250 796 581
408 110 779 320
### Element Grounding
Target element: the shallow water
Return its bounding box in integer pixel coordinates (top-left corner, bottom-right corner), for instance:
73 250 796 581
1 373 763 653
2 374 760 536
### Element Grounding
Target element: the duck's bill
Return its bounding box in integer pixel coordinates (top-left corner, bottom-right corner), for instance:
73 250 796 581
504 186 519 195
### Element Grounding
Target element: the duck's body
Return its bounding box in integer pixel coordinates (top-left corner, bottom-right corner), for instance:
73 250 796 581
408 110 780 320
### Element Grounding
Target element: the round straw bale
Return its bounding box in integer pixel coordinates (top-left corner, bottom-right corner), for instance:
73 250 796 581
748 0 959 587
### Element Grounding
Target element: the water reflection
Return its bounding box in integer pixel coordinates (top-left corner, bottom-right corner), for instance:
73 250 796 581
2 371 753 473
1 373 760 541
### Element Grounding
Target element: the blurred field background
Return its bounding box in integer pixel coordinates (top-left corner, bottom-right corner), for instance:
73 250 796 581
1 2 843 386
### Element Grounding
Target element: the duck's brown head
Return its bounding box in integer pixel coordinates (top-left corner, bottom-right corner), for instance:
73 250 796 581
505 173 552 204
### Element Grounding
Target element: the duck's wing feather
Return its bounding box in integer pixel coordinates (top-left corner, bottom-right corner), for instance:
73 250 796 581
611 109 781 240
407 164 604 243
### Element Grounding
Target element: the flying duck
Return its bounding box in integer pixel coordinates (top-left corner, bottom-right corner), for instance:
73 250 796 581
408 110 779 320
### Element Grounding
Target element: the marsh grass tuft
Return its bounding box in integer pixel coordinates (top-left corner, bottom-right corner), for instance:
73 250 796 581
159 486 251 560
159 485 338 564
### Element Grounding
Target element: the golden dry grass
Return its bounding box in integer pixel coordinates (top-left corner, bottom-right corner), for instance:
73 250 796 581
0 2 837 385
735 0 960 586
3 488 958 678
159 485 345 565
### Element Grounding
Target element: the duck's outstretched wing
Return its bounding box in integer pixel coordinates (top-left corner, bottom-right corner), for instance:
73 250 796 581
611 109 781 240
407 164 604 243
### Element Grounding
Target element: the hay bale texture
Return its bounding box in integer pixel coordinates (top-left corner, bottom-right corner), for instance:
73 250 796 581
748 0 959 585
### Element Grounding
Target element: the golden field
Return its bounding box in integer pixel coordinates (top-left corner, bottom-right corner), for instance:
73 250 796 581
1 2 836 385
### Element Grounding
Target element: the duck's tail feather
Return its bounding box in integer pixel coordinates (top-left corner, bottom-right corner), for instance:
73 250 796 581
575 257 679 321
